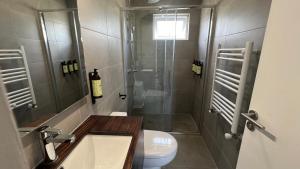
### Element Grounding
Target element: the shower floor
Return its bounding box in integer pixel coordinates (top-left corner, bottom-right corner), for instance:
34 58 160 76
132 112 199 133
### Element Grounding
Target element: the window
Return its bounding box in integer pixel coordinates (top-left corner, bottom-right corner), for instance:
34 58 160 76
153 13 190 40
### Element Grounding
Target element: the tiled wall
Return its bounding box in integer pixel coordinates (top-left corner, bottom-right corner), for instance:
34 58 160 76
195 0 272 169
78 0 127 115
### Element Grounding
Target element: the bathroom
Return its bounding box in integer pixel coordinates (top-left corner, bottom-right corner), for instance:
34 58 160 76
0 0 299 169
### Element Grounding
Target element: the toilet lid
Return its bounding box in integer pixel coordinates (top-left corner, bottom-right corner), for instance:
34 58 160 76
144 130 178 159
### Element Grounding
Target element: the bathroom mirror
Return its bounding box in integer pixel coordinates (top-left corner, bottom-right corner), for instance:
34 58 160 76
0 0 87 128
39 6 88 112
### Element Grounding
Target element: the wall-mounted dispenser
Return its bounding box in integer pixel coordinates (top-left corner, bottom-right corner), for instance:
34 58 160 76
67 60 74 74
192 59 203 77
73 59 79 71
192 60 196 73
88 69 103 104
196 61 203 77
61 61 69 76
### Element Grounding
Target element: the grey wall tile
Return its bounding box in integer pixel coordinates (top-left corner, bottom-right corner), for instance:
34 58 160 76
194 1 272 169
225 0 272 35
107 0 122 38
77 0 108 34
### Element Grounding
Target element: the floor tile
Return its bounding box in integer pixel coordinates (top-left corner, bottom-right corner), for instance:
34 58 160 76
163 134 218 169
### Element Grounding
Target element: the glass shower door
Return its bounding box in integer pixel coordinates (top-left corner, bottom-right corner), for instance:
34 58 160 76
123 9 177 131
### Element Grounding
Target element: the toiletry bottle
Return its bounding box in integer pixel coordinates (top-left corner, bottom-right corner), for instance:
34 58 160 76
198 61 203 77
68 60 74 74
73 59 79 71
196 61 200 75
91 69 103 98
61 61 69 76
192 60 196 73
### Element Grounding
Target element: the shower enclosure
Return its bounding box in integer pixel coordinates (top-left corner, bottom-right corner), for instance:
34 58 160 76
122 6 213 132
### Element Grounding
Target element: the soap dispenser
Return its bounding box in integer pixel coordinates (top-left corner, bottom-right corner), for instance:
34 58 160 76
67 60 74 74
61 61 69 76
89 69 103 104
192 60 196 73
73 59 79 71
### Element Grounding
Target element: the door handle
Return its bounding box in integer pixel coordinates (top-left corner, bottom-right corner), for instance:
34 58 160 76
242 110 265 131
242 110 276 141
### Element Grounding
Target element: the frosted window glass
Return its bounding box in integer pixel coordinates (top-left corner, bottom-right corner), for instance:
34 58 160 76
153 13 190 40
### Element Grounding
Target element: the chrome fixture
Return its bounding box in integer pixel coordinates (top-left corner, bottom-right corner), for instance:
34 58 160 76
39 126 76 162
242 110 265 131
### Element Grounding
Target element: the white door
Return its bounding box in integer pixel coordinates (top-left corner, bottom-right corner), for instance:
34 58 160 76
237 1 300 169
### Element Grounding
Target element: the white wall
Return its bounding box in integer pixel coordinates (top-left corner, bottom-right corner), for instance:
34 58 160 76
0 80 29 169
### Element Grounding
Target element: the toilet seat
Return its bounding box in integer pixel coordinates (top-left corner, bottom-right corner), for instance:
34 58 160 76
143 130 177 168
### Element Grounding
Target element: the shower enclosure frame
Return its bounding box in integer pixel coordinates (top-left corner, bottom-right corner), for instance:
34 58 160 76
120 5 216 131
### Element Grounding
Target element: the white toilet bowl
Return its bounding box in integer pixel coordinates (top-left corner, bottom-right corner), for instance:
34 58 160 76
143 130 177 169
110 112 178 169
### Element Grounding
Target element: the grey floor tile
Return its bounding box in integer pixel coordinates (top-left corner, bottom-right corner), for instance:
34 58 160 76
171 114 199 133
163 134 218 169
132 113 199 133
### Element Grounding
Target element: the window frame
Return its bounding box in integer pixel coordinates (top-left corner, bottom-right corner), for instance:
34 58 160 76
153 13 190 40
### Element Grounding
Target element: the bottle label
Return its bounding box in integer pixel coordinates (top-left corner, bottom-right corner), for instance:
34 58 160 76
196 65 201 74
192 64 196 72
69 64 74 72
92 80 102 97
63 65 69 73
196 66 202 75
74 63 79 71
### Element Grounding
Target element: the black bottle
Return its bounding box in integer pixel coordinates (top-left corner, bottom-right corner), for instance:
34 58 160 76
67 60 74 74
89 69 103 104
73 59 79 71
61 61 69 76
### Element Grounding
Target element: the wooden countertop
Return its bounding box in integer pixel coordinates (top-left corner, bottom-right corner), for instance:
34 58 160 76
37 115 144 169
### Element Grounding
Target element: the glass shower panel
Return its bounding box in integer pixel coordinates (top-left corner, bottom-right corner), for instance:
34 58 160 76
124 9 177 131
123 7 213 133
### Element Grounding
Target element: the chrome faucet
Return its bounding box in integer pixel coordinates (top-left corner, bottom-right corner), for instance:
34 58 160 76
39 126 76 162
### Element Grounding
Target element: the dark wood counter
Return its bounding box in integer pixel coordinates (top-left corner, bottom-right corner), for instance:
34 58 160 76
37 115 144 169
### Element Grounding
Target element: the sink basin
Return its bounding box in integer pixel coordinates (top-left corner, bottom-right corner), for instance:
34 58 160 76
58 135 132 169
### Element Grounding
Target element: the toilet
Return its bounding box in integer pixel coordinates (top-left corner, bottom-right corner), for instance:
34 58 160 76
110 112 178 169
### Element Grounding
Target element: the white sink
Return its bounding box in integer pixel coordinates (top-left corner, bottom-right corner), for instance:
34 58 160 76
58 135 132 169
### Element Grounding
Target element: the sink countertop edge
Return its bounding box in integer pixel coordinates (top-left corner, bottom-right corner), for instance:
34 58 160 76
37 115 144 169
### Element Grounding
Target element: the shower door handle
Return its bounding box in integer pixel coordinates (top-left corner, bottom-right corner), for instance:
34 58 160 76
127 69 138 73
